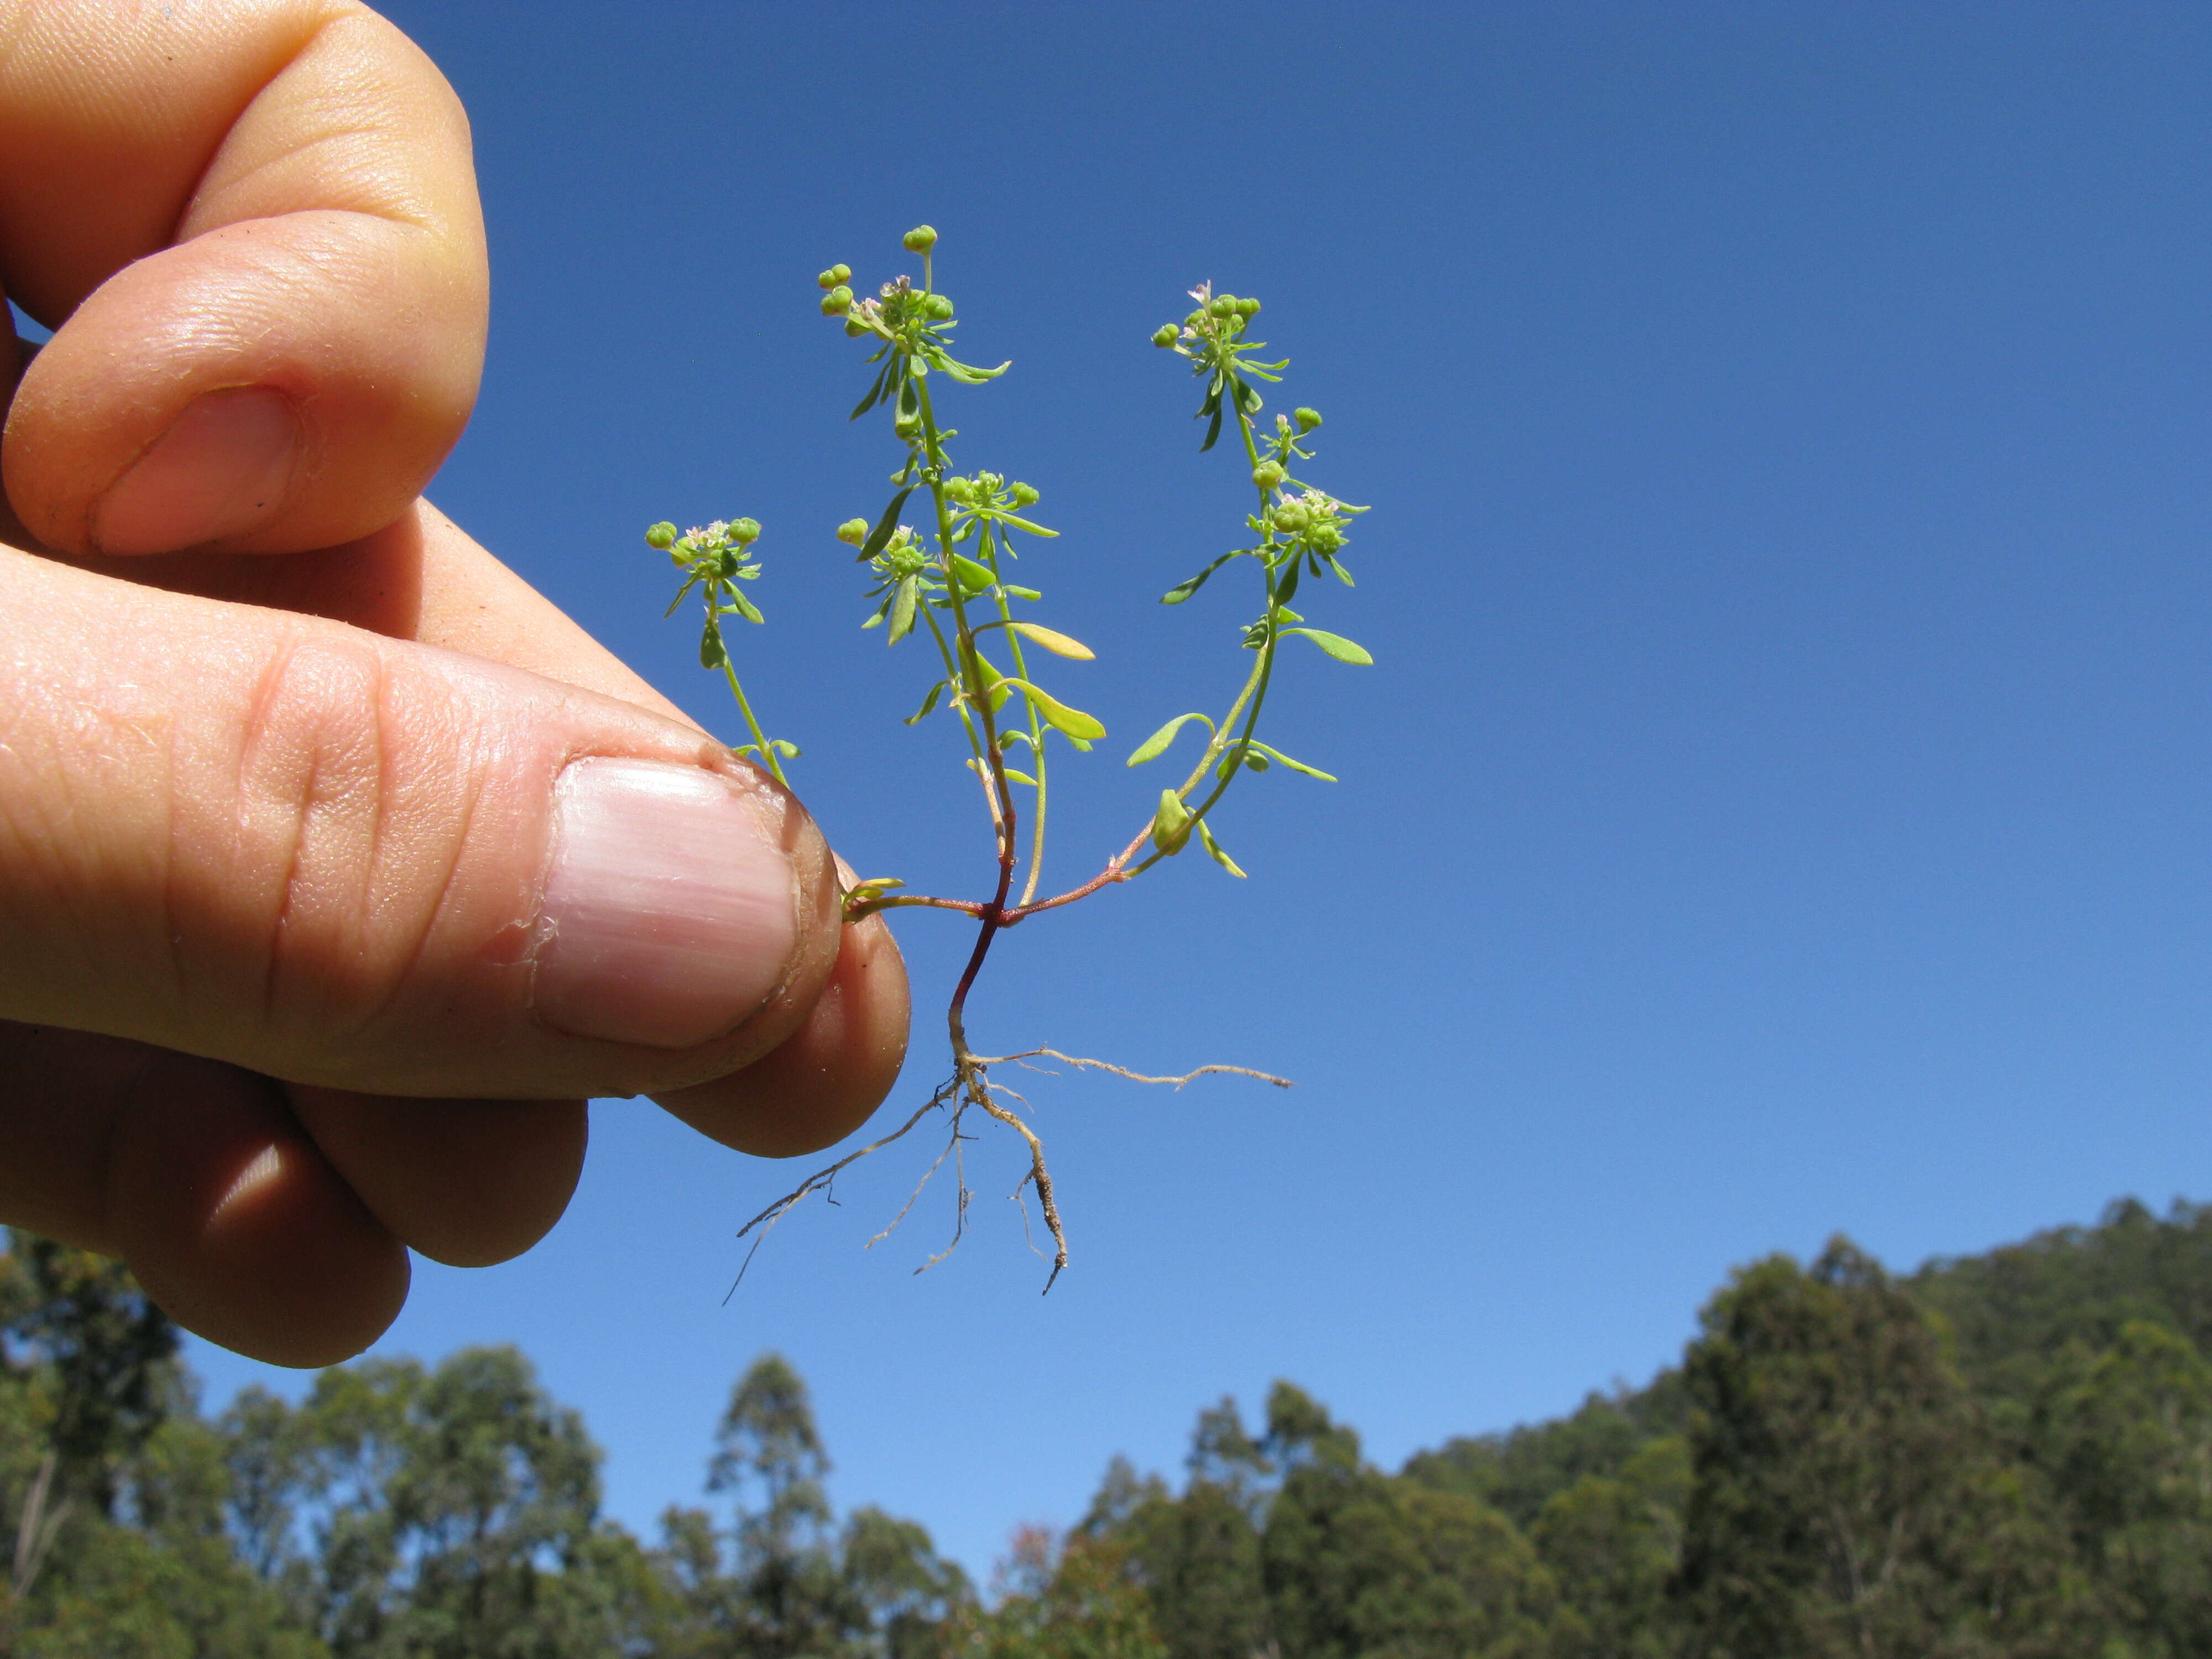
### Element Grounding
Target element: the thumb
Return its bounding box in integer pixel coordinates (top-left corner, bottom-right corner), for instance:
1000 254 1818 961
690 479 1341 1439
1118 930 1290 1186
0 546 848 1099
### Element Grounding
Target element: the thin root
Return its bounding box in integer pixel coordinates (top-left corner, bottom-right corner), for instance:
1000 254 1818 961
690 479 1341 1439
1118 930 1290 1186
727 1046 1288 1298
978 1048 1294 1091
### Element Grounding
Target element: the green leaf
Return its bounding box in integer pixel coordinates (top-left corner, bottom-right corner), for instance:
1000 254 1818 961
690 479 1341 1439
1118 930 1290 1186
904 680 948 726
887 576 920 645
1008 622 1094 660
1274 554 1302 607
996 514 1057 538
851 362 892 421
663 573 701 618
699 617 727 669
1004 680 1105 742
1004 585 1042 601
1197 817 1248 878
936 356 1011 384
1201 392 1226 452
860 489 915 560
1151 789 1192 855
724 587 764 625
950 554 995 595
770 739 801 758
1126 712 1214 766
1284 627 1374 665
1252 741 1337 781
1000 768 1038 787
1161 551 1241 605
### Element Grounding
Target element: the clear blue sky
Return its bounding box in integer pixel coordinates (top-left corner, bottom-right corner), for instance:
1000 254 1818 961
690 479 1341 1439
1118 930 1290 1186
178 1 2212 1578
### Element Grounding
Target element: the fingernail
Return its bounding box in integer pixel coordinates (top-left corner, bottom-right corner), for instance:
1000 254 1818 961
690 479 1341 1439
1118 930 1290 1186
93 387 300 555
533 759 800 1048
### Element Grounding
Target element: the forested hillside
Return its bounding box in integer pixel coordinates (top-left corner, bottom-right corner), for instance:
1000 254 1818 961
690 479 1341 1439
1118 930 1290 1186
4 1199 2209 1656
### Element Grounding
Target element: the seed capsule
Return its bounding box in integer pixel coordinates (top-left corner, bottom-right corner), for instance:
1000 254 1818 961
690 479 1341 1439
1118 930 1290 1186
1234 296 1262 317
1252 461 1287 490
836 518 870 545
645 521 678 550
821 285 853 316
1152 324 1179 347
1295 406 1323 431
731 518 761 545
902 225 938 253
1010 482 1040 506
924 293 954 319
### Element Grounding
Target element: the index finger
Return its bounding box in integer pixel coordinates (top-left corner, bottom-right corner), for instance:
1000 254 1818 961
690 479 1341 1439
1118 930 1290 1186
0 0 487 557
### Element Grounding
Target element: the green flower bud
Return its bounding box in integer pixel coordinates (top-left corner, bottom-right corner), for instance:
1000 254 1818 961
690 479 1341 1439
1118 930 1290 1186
1295 406 1323 431
730 517 761 545
1310 523 1344 554
645 521 679 550
924 293 954 320
902 225 938 253
944 477 976 503
837 518 870 546
1209 295 1236 318
821 285 853 316
1234 296 1261 317
1010 482 1040 506
817 268 840 290
1252 461 1287 491
894 409 921 440
1151 324 1179 347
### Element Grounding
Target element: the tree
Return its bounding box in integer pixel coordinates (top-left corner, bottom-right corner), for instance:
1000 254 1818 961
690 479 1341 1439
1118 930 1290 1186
976 1525 1167 1659
1676 1239 2081 1659
1532 1436 1689 1659
1259 1385 1565 1659
2039 1319 2212 1655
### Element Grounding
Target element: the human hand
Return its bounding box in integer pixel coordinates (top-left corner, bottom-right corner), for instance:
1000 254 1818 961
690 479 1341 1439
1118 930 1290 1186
0 1 908 1366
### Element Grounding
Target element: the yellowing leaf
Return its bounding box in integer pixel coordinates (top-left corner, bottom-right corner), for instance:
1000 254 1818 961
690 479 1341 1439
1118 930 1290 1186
1009 622 1095 660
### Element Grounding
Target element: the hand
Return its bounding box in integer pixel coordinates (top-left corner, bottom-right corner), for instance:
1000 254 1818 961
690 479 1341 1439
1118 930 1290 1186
0 1 909 1367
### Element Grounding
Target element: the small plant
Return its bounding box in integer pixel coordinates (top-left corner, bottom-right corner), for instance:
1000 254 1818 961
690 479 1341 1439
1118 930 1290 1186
649 228 1371 1290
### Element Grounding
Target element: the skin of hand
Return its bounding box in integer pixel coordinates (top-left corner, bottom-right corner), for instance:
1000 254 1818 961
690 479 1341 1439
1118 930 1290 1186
0 0 910 1367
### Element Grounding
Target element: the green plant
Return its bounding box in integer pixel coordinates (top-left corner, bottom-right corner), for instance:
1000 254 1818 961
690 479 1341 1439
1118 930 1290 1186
649 229 1372 1288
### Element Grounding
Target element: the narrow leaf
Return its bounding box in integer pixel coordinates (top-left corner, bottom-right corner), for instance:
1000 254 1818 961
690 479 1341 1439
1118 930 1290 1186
725 588 764 625
1253 742 1337 781
1126 712 1213 766
1004 680 1105 742
887 576 919 645
699 618 727 669
1008 622 1094 660
1197 817 1248 878
1284 627 1374 665
1000 768 1039 787
1161 551 1241 605
904 680 948 726
1201 394 1225 452
950 554 995 595
860 489 915 559
996 514 1058 538
850 363 891 421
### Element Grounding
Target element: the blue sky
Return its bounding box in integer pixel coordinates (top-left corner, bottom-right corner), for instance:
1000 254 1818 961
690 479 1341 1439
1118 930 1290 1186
178 0 2212 1577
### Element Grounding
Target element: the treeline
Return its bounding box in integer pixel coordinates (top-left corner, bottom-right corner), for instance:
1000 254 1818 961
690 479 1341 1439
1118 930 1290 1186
4 1199 2211 1656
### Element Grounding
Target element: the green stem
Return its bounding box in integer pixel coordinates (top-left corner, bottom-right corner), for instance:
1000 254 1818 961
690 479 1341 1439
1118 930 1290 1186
708 583 787 786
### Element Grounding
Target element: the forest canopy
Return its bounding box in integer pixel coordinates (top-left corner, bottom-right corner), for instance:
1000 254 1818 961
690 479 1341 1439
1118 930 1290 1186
4 1197 2210 1657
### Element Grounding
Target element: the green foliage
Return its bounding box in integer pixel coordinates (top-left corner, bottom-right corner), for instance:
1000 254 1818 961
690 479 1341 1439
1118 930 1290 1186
18 1200 2212 1655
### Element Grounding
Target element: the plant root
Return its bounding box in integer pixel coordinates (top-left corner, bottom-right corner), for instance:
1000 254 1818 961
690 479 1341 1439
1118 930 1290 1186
727 1045 1292 1295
